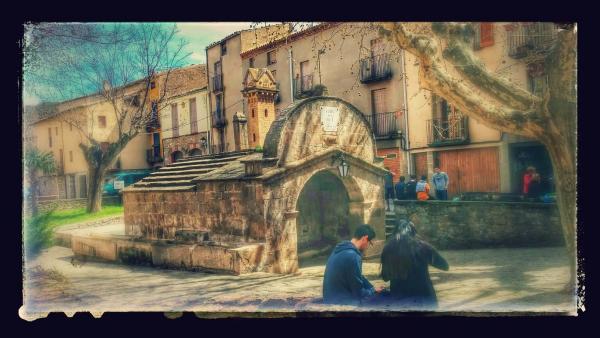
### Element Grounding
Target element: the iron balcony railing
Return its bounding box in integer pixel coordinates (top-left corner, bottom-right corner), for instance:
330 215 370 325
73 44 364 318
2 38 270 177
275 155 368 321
145 103 160 132
211 110 227 129
364 111 405 139
506 23 557 59
294 74 314 97
359 54 392 83
427 116 469 146
212 73 224 93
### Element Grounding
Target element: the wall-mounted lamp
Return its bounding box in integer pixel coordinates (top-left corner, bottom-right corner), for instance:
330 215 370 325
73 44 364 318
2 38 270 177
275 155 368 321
332 152 350 178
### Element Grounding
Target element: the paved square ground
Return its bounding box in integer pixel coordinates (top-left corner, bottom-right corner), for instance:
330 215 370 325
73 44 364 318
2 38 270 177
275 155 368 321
22 242 576 316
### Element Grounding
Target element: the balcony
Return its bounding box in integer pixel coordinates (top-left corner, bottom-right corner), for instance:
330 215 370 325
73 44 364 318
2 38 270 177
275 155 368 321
145 102 160 132
506 23 557 59
359 54 392 83
294 75 314 98
364 111 405 139
212 73 223 93
427 117 469 146
211 110 228 129
146 147 163 164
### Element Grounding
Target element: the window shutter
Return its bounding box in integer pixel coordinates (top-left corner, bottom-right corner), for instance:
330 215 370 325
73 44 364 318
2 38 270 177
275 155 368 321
480 23 494 48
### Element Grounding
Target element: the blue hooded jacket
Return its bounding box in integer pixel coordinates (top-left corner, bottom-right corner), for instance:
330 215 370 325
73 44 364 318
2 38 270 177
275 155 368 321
322 240 375 305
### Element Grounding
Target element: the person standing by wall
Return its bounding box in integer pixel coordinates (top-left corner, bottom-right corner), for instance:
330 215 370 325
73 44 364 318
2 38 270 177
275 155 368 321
432 167 449 200
406 175 418 200
416 175 431 201
522 166 536 196
394 176 407 200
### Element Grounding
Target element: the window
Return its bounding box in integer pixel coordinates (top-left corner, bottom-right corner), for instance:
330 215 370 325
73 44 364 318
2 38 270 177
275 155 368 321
252 109 255 118
249 57 254 68
221 43 227 56
267 50 277 65
98 116 107 128
171 103 179 137
69 150 73 162
48 128 52 147
264 109 268 117
371 88 388 114
253 133 256 142
189 98 198 134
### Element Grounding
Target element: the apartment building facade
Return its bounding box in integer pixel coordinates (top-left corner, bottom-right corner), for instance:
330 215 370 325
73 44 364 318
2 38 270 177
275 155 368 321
403 22 557 197
208 23 409 181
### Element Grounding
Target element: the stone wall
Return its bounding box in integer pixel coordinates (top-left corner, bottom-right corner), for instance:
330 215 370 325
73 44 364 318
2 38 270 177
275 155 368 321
124 181 266 242
35 196 122 214
393 200 563 249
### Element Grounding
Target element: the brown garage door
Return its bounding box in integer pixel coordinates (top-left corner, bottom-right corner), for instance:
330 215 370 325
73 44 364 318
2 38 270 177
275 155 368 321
437 147 500 197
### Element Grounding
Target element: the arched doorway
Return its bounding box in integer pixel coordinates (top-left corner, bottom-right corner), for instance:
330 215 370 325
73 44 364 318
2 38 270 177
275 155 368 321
189 148 202 157
296 170 350 265
171 150 183 162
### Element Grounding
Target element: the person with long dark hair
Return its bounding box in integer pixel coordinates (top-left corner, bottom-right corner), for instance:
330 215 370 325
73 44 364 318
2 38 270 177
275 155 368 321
379 220 449 308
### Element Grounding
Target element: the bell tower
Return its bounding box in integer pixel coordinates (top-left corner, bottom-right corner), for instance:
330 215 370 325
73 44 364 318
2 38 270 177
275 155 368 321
242 68 278 149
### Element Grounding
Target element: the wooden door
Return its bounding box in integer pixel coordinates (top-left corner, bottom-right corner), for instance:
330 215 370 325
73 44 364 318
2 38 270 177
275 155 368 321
413 152 428 178
437 147 500 196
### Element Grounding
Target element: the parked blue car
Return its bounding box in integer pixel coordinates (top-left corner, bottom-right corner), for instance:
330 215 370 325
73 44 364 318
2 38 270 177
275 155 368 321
103 170 151 195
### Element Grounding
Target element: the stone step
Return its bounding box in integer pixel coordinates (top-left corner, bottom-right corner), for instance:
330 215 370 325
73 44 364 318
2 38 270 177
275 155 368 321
161 161 230 171
141 174 203 182
133 180 197 188
149 167 215 176
125 185 196 192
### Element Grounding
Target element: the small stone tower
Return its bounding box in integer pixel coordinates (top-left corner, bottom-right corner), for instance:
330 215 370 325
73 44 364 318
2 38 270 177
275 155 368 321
242 68 278 149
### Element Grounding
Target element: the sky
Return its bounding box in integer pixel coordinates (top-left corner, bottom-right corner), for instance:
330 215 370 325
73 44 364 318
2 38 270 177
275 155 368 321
23 22 257 106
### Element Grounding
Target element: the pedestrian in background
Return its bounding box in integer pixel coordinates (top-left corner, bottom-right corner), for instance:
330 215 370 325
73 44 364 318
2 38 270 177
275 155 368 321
395 176 407 200
406 175 418 200
416 175 431 201
432 167 449 200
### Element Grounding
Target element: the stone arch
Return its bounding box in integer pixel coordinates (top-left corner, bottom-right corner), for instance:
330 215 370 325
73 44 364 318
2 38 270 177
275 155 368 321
171 150 183 162
263 96 378 167
189 148 202 156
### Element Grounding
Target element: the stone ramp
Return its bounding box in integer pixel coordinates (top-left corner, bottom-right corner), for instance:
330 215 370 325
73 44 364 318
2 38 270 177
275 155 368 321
126 150 253 192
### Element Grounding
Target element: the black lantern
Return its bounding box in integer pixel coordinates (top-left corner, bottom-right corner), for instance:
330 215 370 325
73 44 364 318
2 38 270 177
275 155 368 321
332 152 350 177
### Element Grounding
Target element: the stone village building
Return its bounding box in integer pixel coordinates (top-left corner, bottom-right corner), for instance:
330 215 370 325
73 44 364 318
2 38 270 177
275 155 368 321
205 22 557 197
120 96 387 274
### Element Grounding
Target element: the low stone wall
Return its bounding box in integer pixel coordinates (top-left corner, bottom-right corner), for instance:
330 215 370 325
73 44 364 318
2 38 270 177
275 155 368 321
393 200 563 249
36 196 122 214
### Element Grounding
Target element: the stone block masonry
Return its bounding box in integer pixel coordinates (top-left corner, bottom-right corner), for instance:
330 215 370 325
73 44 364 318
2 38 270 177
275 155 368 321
393 200 563 249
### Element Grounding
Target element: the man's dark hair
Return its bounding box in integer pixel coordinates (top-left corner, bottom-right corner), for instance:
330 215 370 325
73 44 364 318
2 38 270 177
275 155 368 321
399 176 405 182
410 175 417 179
421 175 427 180
353 224 376 241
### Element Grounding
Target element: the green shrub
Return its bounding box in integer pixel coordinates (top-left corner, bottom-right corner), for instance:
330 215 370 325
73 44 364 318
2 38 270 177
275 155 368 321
24 210 56 259
254 146 264 153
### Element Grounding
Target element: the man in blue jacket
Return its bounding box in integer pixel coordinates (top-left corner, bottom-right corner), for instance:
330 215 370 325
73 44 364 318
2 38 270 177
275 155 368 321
322 224 383 305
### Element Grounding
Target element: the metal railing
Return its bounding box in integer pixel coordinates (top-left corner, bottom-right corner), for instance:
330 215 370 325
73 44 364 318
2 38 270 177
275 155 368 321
427 117 469 146
364 111 405 139
359 54 392 83
506 23 557 59
212 73 223 92
211 110 227 129
294 74 314 97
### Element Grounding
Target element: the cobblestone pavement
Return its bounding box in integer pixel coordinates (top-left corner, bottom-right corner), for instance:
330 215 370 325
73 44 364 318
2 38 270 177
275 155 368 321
22 244 576 316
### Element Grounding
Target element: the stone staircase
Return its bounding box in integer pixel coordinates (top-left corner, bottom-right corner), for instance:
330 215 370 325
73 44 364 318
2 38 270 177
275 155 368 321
385 211 396 240
126 150 253 192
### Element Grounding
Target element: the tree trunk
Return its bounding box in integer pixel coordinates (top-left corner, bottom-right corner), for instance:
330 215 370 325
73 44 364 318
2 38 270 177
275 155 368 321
28 173 39 216
86 166 106 213
544 139 577 292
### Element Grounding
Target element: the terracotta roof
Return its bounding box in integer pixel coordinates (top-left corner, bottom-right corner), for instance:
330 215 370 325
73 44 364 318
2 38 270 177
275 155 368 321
240 23 339 59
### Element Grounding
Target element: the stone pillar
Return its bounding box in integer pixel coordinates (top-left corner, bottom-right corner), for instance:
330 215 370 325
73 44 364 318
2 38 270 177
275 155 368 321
499 142 511 193
233 112 248 151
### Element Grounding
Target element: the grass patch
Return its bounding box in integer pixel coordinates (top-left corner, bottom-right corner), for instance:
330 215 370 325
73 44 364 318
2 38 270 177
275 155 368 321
43 204 124 228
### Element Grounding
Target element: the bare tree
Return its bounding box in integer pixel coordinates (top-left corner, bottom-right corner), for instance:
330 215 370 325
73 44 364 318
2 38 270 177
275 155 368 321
24 23 190 212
